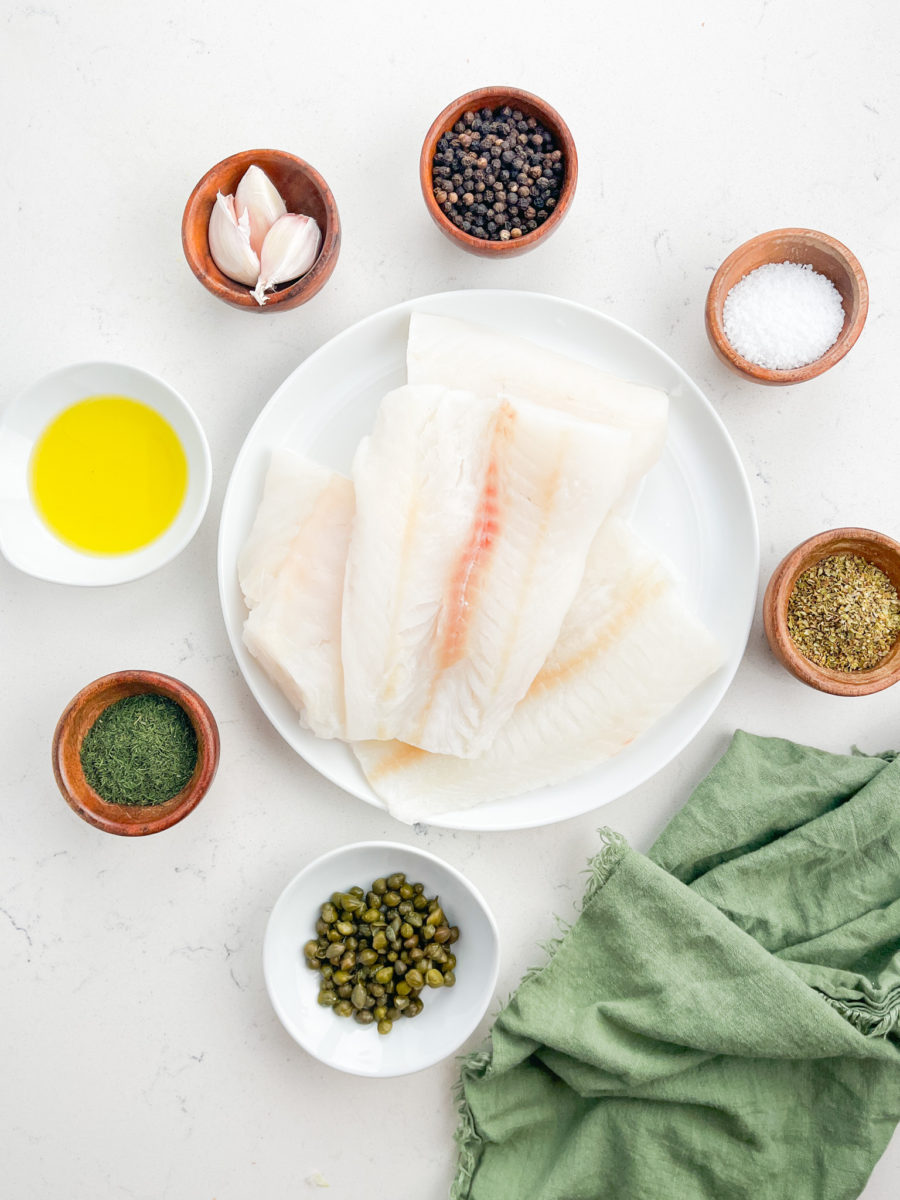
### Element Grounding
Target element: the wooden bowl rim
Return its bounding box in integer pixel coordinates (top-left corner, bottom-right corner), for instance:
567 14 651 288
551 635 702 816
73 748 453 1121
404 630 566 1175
181 148 341 311
419 86 578 258
763 527 900 696
705 227 868 384
52 669 220 835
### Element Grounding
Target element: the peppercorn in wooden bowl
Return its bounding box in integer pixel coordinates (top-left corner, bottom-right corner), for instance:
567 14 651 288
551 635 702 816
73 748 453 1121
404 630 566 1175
52 669 220 835
763 528 900 696
420 86 577 257
706 229 868 385
182 149 341 311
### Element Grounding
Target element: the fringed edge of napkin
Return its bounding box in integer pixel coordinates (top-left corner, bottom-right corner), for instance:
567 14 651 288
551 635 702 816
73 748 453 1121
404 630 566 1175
819 989 900 1038
450 829 628 1200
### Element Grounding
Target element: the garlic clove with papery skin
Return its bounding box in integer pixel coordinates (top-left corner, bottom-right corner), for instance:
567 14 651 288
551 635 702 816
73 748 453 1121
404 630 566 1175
235 165 287 257
251 214 322 306
208 191 260 287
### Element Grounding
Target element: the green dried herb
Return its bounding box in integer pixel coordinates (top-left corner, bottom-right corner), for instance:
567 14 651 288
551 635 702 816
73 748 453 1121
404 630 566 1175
80 693 198 807
787 553 900 672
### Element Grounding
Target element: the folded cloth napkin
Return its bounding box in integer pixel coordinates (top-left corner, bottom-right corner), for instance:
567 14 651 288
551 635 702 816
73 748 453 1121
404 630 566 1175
452 732 900 1200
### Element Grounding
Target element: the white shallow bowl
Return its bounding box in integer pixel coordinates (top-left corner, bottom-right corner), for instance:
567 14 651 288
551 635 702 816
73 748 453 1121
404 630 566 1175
0 361 212 585
264 842 500 1077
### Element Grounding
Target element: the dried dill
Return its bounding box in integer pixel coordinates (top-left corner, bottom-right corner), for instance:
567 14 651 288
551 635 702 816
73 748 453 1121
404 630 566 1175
787 554 900 672
80 693 198 806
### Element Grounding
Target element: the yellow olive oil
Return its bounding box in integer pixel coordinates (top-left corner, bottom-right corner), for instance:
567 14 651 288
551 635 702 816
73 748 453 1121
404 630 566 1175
30 395 188 555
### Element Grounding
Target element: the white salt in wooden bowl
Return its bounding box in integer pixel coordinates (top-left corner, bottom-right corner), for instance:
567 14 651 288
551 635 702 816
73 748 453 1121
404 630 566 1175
705 228 868 385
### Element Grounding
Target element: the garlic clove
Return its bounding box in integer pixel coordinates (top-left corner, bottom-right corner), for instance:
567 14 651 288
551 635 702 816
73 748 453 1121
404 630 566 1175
235 165 288 257
251 214 322 306
208 192 260 287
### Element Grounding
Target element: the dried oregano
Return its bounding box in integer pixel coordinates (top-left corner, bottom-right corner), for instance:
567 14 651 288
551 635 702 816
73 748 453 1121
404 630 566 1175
787 553 900 672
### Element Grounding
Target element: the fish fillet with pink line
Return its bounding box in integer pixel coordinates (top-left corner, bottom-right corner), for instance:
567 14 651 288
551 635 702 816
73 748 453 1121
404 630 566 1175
352 518 723 821
238 449 354 739
340 385 631 757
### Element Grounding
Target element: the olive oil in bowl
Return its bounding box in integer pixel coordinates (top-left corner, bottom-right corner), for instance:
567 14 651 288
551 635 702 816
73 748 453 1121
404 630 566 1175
30 394 188 555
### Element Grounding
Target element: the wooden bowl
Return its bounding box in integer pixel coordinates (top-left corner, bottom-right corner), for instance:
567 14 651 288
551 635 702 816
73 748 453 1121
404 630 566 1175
419 86 578 258
763 528 900 695
705 228 868 384
52 670 220 835
182 149 341 311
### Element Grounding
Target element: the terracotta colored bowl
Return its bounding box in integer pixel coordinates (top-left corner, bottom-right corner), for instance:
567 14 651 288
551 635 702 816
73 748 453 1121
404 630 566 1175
52 670 220 835
420 86 578 258
182 149 340 311
705 228 868 384
763 528 900 696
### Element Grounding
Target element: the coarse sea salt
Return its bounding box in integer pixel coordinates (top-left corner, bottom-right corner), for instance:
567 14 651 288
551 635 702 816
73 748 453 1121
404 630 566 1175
722 261 845 371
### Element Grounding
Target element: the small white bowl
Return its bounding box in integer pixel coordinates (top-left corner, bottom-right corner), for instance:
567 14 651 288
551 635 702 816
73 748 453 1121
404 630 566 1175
264 841 500 1077
0 362 211 585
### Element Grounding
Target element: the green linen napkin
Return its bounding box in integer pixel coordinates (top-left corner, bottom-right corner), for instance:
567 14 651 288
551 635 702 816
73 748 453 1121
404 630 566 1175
452 732 900 1200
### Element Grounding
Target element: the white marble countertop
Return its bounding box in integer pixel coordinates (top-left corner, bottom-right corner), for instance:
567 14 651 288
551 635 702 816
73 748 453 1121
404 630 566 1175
2 2 898 1196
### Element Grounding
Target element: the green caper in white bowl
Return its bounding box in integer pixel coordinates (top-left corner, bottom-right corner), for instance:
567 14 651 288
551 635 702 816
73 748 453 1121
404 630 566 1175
304 871 459 1035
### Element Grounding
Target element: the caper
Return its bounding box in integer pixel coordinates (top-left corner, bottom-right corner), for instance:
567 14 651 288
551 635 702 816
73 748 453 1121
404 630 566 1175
372 877 388 895
397 900 414 917
372 931 388 951
373 1005 387 1020
442 970 456 988
393 996 410 1010
423 925 436 941
445 954 457 970
361 908 380 924
315 918 329 936
425 968 444 988
320 964 334 980
413 894 428 910
448 926 460 944
387 873 405 890
395 980 411 997
317 989 337 1007
425 944 445 961
339 954 356 972
332 970 351 985
399 922 414 939
403 936 418 950
336 921 355 937
366 891 379 908
370 983 385 998
385 925 398 945
334 1000 353 1017
429 907 445 928
403 999 424 1017
393 960 407 976
399 883 414 899
377 1019 393 1035
303 939 319 960
351 984 367 1010
341 894 364 913
354 1009 375 1025
383 891 401 907
359 948 378 966
349 886 365 898
406 911 423 928
409 947 425 961
321 903 337 923
434 926 451 944
374 966 394 985
405 969 424 989
346 936 358 950
325 942 345 962
337 983 352 999
326 929 341 943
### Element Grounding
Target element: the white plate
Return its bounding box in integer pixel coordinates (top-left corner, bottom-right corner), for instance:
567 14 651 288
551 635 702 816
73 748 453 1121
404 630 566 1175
0 362 212 586
218 290 758 831
263 841 499 1077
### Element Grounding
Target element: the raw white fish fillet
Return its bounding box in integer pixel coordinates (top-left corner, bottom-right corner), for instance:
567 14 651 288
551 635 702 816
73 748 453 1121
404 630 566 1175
239 450 354 739
238 448 341 610
341 385 631 757
352 518 722 822
406 312 668 490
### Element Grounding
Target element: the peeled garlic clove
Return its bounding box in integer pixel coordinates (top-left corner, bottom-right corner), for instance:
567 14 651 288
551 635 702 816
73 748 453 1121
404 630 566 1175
235 165 287 257
208 192 260 287
251 214 322 306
